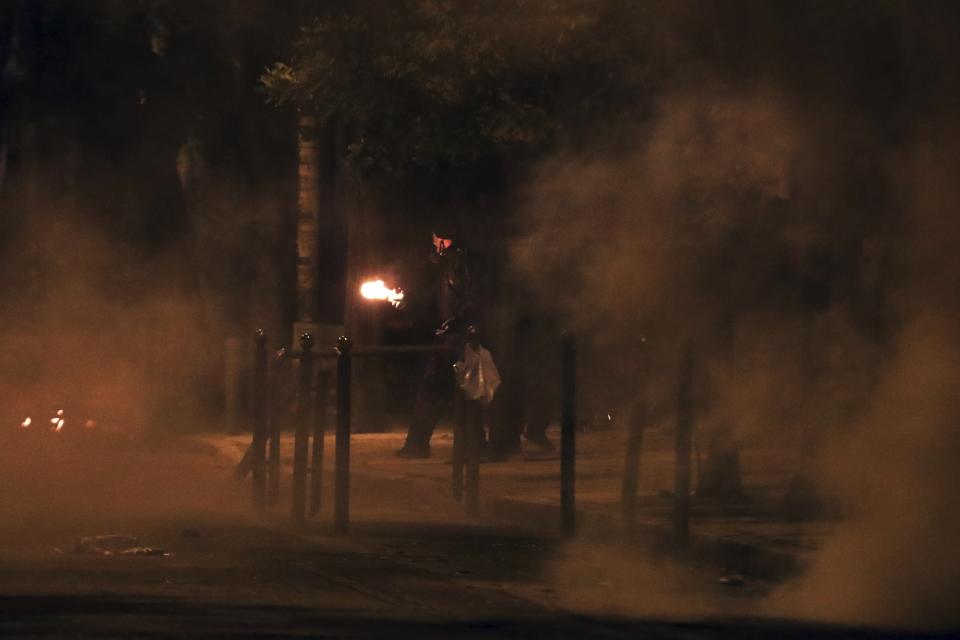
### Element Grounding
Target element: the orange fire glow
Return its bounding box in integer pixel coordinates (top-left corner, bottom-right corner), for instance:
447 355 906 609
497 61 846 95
360 279 404 307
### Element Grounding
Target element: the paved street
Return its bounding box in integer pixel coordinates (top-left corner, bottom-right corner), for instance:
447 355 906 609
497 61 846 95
0 516 927 639
212 422 830 581
0 427 948 638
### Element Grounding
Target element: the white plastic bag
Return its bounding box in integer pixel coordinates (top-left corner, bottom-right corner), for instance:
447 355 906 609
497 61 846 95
454 344 501 405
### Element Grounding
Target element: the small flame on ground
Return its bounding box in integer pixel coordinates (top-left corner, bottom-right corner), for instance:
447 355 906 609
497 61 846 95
20 417 31 429
49 409 66 432
360 279 404 307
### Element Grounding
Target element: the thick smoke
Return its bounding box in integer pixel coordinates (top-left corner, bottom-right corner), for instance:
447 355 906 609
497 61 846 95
0 1 297 555
511 68 959 632
767 119 960 630
0 160 287 545
510 83 820 430
0 200 284 435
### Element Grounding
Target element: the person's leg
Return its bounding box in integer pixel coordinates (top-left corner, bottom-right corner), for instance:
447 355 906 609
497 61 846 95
522 402 553 450
399 353 455 456
521 332 554 450
488 365 523 457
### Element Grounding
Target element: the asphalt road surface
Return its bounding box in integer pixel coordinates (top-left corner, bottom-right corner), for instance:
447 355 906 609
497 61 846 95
1 516 945 639
0 431 949 638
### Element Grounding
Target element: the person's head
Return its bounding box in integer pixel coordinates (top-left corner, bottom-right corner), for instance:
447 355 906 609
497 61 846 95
431 220 458 254
432 232 453 254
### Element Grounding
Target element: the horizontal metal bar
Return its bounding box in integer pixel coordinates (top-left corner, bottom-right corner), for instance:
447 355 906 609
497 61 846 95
285 348 340 360
278 344 454 360
351 345 457 357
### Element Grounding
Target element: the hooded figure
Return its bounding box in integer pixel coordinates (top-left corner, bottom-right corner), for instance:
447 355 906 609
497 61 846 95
395 222 477 458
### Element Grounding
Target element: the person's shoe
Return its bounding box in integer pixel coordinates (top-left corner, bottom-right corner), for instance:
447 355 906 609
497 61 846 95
395 444 430 459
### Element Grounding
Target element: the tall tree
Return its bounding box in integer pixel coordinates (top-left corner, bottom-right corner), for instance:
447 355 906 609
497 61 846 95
295 113 321 324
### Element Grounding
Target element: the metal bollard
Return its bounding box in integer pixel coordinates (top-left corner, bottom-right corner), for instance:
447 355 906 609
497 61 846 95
334 336 352 534
292 333 314 523
267 347 287 506
463 326 481 517
310 369 327 517
464 399 481 518
621 335 648 527
674 339 695 546
252 330 268 510
452 390 464 502
561 331 577 537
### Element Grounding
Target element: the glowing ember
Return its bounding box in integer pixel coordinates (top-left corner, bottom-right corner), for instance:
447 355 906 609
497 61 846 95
360 279 404 307
49 409 65 432
84 419 97 429
20 417 31 429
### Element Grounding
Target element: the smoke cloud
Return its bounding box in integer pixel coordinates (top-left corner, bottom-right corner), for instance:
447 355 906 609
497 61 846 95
509 26 960 630
767 117 960 630
510 83 817 425
0 150 289 548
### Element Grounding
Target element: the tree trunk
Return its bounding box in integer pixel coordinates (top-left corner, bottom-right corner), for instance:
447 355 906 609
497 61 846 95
0 128 8 197
340 148 386 433
296 113 321 324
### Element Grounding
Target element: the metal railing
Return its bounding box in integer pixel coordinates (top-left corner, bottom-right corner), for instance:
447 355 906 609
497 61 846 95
251 327 706 547
248 328 581 536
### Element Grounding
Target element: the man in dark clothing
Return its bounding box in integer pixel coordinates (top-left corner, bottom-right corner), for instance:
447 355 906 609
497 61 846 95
490 278 557 457
511 312 556 451
395 224 476 459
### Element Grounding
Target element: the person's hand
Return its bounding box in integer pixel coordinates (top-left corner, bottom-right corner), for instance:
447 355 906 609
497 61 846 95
435 317 454 336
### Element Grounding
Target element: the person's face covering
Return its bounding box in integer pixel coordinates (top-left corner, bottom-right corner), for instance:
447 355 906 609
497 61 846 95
432 233 453 254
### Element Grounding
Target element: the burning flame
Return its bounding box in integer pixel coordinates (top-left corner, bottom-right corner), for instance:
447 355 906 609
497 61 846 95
360 280 404 307
16 410 95 432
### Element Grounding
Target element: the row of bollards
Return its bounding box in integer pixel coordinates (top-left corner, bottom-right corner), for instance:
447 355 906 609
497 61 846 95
249 329 582 537
292 334 314 522
560 332 577 537
253 328 700 546
251 330 268 510
618 335 698 547
268 347 286 506
251 333 337 523
334 337 351 533
311 365 328 518
620 336 647 527
673 339 696 546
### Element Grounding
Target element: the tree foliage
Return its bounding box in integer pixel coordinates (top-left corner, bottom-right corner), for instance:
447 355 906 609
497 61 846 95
261 0 664 173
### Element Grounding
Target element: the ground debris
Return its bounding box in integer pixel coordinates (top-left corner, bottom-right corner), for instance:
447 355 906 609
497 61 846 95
118 547 169 557
718 571 745 587
74 534 139 555
71 534 168 557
